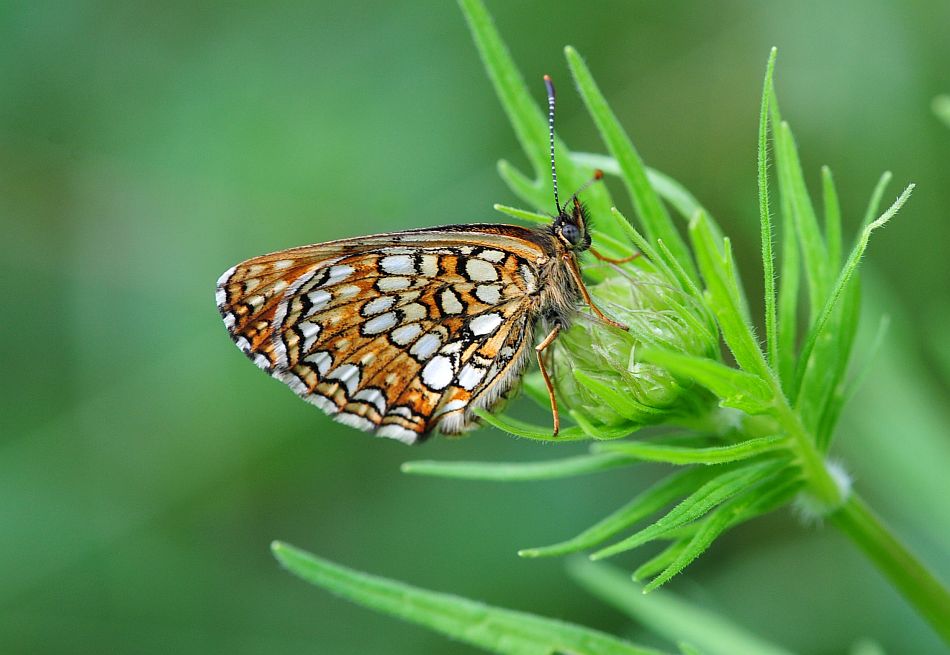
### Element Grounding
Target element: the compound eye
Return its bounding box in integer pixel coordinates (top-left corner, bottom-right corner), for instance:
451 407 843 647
560 223 581 245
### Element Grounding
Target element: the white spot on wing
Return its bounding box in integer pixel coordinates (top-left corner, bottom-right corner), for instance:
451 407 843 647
475 285 501 305
336 284 361 298
328 364 361 395
335 412 375 432
307 289 332 313
422 355 454 390
470 313 502 336
322 264 355 286
520 264 537 293
363 312 398 335
391 323 422 346
465 258 498 282
274 259 294 269
410 332 442 361
354 388 387 414
305 351 333 376
376 424 418 444
363 296 396 316
419 254 439 277
458 364 487 390
400 302 427 323
381 255 415 275
305 393 339 414
440 288 463 314
377 276 411 291
436 398 468 415
477 249 505 262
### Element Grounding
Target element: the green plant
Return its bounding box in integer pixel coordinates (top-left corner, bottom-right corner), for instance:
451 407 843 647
272 1 950 652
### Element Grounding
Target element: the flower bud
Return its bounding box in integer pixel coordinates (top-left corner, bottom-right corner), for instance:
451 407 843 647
548 265 718 434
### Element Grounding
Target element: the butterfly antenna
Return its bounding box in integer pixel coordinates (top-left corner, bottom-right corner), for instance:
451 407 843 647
543 74 562 215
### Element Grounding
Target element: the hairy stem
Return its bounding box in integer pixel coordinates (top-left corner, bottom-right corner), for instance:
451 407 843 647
830 494 950 646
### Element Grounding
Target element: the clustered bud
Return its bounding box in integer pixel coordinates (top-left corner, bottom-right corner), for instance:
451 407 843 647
547 263 718 433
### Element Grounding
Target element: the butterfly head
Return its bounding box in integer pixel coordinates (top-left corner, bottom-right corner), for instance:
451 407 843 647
553 195 593 252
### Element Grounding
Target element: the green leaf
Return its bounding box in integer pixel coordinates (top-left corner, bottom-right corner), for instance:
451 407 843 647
639 348 774 414
565 46 698 283
689 212 771 380
774 119 830 323
633 540 689 582
792 185 914 401
590 460 785 560
644 472 802 591
401 451 634 482
493 203 551 224
757 48 779 372
859 171 893 232
821 166 843 273
775 147 801 390
520 467 721 558
272 542 664 655
593 435 785 466
567 559 797 655
475 408 591 441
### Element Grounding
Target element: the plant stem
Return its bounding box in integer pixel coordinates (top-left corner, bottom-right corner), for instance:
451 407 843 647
830 494 950 646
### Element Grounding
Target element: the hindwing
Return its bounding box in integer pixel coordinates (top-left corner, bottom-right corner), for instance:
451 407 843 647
216 225 547 443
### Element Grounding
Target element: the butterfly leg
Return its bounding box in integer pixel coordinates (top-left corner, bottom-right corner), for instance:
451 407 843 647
562 253 629 331
535 323 562 437
590 247 641 264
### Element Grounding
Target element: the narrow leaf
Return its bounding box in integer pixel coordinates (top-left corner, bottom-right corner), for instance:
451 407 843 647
273 542 663 655
593 435 785 466
475 408 590 441
859 171 893 232
565 46 698 283
633 540 689 582
821 166 842 272
773 86 801 390
591 460 784 560
520 467 720 558
689 212 771 380
567 559 797 655
401 452 634 482
775 120 830 322
757 48 779 371
793 185 914 398
493 203 550 224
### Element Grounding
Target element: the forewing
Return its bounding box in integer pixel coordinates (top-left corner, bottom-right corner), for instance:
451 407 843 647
216 225 545 444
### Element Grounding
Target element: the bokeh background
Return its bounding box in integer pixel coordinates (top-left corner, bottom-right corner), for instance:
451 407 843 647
3 1 949 653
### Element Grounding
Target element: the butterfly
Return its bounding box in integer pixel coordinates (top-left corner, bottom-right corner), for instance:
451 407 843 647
216 75 635 444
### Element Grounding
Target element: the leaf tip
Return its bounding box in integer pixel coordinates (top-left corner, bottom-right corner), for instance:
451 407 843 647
517 548 538 558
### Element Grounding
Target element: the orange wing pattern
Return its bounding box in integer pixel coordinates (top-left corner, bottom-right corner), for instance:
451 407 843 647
216 226 547 444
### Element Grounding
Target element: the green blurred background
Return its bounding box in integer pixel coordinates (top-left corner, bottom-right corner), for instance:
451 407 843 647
3 1 949 653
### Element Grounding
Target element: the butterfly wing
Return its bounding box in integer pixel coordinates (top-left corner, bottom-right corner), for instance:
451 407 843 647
216 225 548 444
